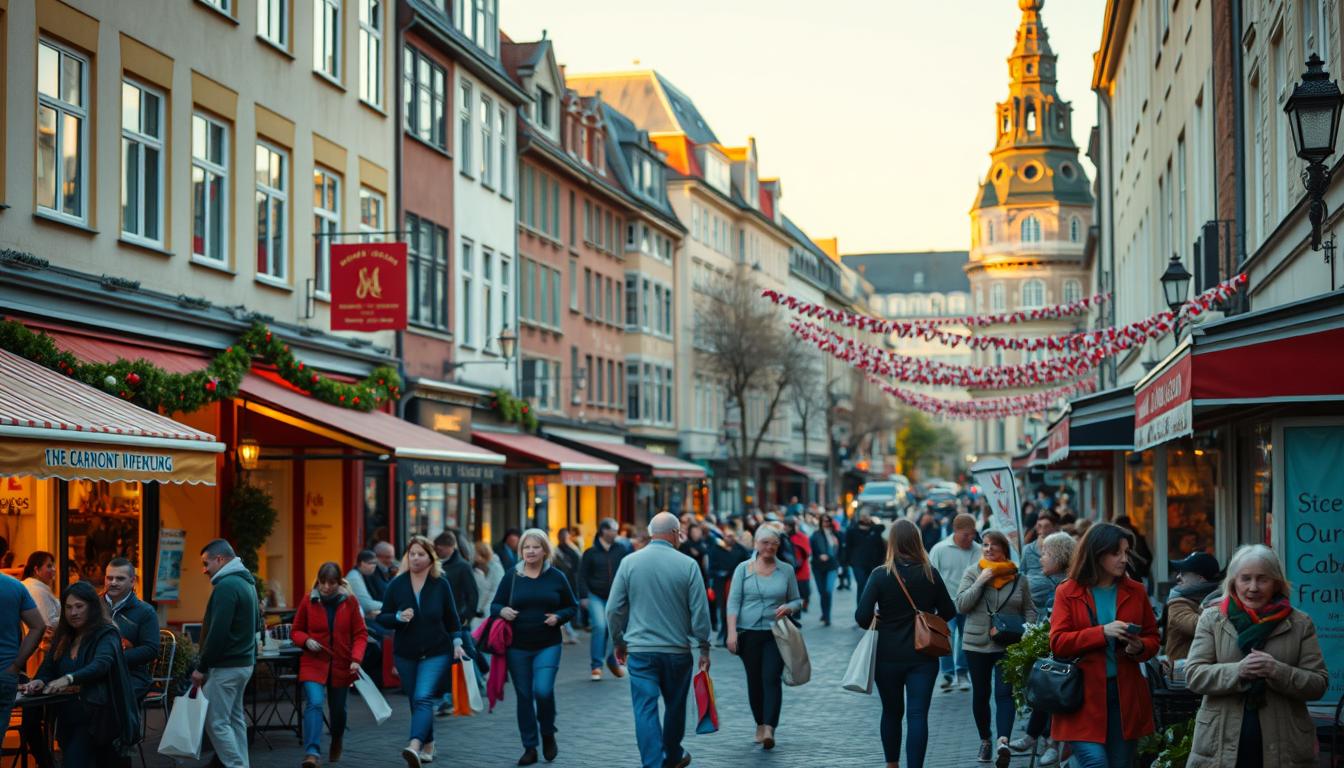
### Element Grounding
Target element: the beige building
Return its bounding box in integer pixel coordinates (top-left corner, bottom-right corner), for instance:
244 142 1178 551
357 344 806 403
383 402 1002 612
966 0 1094 458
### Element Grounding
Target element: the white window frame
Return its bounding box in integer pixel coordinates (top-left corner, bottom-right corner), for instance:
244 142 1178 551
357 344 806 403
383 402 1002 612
36 40 89 224
481 248 495 348
314 0 341 82
1062 279 1082 304
258 0 288 48
192 113 230 265
1021 279 1046 309
1020 214 1042 243
358 0 382 107
403 46 446 149
480 93 494 186
500 255 512 337
313 166 340 295
459 79 473 176
497 106 509 197
460 239 475 347
255 141 289 282
120 79 166 247
359 187 384 242
990 281 1006 312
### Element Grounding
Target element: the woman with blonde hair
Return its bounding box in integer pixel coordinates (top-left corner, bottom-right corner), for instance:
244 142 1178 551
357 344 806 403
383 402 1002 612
855 518 956 768
491 529 579 765
1184 545 1327 767
472 540 504 628
376 535 469 768
292 562 367 766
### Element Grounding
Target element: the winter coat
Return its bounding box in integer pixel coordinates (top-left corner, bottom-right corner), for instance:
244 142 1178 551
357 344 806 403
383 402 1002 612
1049 577 1159 744
291 590 368 688
1160 581 1219 662
106 592 160 699
198 557 259 673
955 564 1037 653
808 529 840 574
844 523 886 574
788 532 812 581
1185 606 1328 768
375 572 462 660
38 624 141 755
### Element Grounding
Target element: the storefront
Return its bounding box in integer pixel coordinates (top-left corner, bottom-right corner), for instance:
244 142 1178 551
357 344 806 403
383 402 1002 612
1040 386 1135 522
0 348 222 605
773 461 828 507
548 435 707 526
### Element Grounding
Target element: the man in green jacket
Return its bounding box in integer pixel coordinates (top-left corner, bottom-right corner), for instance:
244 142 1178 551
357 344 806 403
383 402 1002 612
191 539 258 768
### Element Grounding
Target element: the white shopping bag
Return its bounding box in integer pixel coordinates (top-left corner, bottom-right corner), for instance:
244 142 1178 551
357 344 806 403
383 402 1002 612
772 618 811 686
354 667 393 724
462 661 485 713
157 685 208 759
842 617 880 694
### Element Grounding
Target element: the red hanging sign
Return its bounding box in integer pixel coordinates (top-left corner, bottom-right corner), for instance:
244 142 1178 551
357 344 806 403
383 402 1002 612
1134 353 1193 451
330 242 408 331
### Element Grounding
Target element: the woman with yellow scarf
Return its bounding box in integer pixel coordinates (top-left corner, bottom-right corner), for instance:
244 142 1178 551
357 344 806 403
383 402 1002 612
955 530 1037 766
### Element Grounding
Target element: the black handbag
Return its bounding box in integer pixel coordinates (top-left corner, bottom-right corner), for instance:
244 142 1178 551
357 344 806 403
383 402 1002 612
1024 600 1098 714
987 576 1025 646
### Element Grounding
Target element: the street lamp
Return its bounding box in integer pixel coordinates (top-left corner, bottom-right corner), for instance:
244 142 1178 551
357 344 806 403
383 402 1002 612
497 326 517 361
1159 253 1193 312
442 326 518 376
237 437 261 471
1285 53 1344 252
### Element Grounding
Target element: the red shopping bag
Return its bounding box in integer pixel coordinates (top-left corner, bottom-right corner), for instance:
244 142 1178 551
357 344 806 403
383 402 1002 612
693 671 718 734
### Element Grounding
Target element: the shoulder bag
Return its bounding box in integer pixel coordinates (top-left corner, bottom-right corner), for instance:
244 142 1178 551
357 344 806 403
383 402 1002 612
988 575 1027 646
893 566 951 658
1024 594 1097 714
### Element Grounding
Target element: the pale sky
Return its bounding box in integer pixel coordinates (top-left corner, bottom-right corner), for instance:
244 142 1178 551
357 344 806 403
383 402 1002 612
501 0 1107 254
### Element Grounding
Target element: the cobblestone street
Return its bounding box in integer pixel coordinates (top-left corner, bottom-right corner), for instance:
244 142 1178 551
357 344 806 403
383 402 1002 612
142 585 1023 768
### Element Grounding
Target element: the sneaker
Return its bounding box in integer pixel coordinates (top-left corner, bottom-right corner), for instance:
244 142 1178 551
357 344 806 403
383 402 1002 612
302 756 319 768
401 748 422 768
1039 746 1060 766
1008 736 1036 754
607 659 626 678
419 753 435 764
939 674 954 691
435 701 452 717
590 669 602 681
958 675 972 691
995 737 1012 768
977 741 992 763
667 752 692 768
517 748 539 766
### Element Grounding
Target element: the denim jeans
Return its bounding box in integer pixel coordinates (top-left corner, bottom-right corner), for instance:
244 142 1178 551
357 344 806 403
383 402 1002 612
588 595 617 670
393 653 451 745
301 682 349 757
966 649 1014 741
874 658 939 768
938 614 969 677
53 699 118 768
814 569 837 623
507 645 562 749
853 565 873 604
1070 680 1136 768
627 652 693 768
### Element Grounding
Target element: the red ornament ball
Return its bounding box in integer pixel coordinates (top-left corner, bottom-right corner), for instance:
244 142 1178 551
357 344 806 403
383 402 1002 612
265 332 272 342
521 405 530 414
204 380 217 393
126 372 141 387
298 363 305 371
310 374 320 384
352 397 360 405
339 395 346 403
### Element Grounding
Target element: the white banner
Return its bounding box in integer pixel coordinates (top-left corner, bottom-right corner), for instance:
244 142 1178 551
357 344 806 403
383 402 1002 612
970 458 1024 559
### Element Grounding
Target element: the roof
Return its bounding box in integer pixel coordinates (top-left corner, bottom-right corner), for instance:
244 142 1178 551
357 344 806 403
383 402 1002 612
839 251 971 294
782 215 832 262
599 103 684 230
405 0 529 105
566 71 719 145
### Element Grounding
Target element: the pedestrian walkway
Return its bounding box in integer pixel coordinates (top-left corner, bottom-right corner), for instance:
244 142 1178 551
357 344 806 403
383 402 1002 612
142 584 1024 767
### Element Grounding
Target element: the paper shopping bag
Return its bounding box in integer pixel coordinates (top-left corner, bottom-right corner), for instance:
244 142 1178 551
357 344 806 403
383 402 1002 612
841 617 879 694
157 685 208 759
451 661 473 716
772 617 812 686
354 667 393 724
692 671 719 734
463 660 485 713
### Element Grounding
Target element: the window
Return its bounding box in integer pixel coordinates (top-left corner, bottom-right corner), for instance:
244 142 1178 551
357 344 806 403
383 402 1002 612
121 80 165 245
534 86 553 129
454 0 474 40
258 0 287 47
1020 214 1042 242
460 240 474 345
986 221 995 244
359 187 384 241
255 142 288 280
1021 279 1046 309
482 249 494 344
403 47 447 148
406 212 448 329
583 268 593 318
568 259 578 311
202 0 231 10
1062 279 1082 304
497 107 509 196
550 267 561 327
192 114 228 263
358 0 382 106
313 167 340 293
595 356 604 404
990 282 1006 312
568 191 576 246
520 258 534 322
500 255 511 331
1176 136 1188 258
1069 216 1081 243
36 41 88 222
480 94 493 185
314 0 341 80
459 80 473 174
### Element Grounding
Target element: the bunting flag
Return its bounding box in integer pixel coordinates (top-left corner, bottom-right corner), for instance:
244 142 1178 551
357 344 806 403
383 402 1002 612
864 374 1100 420
763 273 1248 352
906 292 1108 328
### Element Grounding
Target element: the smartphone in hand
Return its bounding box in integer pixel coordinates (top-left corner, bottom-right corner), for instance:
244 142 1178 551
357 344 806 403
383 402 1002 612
1125 623 1141 636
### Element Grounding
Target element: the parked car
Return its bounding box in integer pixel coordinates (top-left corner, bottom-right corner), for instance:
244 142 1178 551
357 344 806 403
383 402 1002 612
853 481 910 517
924 489 959 518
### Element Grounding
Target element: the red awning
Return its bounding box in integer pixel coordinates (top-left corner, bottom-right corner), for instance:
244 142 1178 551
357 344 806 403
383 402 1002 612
1192 326 1344 403
238 374 503 464
775 460 827 483
566 439 705 479
472 431 617 486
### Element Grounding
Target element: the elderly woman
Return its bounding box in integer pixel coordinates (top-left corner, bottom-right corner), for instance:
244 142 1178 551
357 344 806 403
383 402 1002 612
1184 545 1327 768
727 526 803 751
1010 531 1077 766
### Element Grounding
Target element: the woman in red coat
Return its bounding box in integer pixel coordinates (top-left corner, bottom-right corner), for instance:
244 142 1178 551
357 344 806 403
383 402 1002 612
1049 523 1158 768
292 561 369 767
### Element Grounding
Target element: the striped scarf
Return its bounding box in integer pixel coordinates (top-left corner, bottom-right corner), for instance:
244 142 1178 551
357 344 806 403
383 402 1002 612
1223 592 1292 710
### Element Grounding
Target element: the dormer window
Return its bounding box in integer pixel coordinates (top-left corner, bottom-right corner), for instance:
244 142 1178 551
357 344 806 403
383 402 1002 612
594 134 605 174
534 86 553 130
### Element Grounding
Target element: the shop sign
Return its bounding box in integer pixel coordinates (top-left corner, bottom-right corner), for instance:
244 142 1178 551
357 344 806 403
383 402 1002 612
970 458 1024 557
152 528 186 603
415 400 473 440
400 459 501 484
0 439 217 485
559 470 616 487
1046 417 1070 465
1283 425 1344 704
1134 354 1193 452
330 242 408 331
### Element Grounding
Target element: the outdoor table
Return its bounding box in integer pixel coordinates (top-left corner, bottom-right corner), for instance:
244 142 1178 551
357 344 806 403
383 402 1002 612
247 645 304 747
10 690 76 767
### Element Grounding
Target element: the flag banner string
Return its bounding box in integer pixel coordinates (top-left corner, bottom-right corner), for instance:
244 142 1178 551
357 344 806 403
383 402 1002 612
862 374 1100 420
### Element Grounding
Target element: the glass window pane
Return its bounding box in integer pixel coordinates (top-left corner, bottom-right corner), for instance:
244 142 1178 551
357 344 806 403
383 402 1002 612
272 151 285 191
272 197 286 275
60 113 82 216
257 145 270 180
209 122 225 165
144 146 161 240
208 172 224 262
38 44 59 98
36 107 58 210
192 167 207 255
122 139 140 234
61 53 83 107
256 191 269 272
142 91 161 138
122 82 140 133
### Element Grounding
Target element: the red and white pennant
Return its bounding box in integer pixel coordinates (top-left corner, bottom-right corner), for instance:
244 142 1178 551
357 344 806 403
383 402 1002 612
864 374 1099 420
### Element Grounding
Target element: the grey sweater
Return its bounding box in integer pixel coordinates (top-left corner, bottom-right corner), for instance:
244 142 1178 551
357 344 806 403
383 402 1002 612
605 540 711 654
728 557 803 631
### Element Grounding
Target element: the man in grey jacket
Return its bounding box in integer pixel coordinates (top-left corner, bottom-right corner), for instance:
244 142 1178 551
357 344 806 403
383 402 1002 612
607 512 711 768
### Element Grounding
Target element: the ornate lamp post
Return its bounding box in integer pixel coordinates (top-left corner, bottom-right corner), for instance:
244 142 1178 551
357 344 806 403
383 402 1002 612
1160 253 1193 338
1284 54 1344 275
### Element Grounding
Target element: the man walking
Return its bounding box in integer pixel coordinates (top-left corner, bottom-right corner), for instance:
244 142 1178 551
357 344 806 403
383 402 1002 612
606 513 711 768
843 511 886 598
192 539 258 768
578 519 629 680
928 513 982 691
370 541 398 601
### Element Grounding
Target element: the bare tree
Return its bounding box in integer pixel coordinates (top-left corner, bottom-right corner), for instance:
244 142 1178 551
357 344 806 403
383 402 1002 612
844 377 898 464
789 348 828 470
697 266 805 512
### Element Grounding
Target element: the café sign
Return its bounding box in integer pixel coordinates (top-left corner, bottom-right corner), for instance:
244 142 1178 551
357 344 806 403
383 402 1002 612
1134 354 1193 452
330 242 408 331
0 439 218 485
400 458 501 484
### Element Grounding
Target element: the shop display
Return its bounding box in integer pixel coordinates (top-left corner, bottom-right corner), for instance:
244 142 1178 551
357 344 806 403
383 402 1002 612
65 480 142 588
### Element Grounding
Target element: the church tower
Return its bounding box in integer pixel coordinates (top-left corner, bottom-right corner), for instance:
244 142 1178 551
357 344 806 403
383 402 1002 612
966 0 1094 459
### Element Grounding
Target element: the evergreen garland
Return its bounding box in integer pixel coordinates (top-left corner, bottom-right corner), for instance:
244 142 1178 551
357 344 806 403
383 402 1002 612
490 387 538 431
0 320 401 413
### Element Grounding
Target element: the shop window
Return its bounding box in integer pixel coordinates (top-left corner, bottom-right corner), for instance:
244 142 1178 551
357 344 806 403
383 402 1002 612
1239 422 1273 548
64 480 143 589
1124 450 1155 559
1167 437 1218 560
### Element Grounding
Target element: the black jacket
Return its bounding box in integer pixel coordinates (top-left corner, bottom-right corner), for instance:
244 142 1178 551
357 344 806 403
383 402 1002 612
845 522 887 573
490 566 578 651
39 624 141 754
375 573 462 660
440 551 480 624
708 540 750 582
107 592 160 698
679 538 710 582
578 539 628 600
553 543 581 588
855 561 956 663
809 529 841 573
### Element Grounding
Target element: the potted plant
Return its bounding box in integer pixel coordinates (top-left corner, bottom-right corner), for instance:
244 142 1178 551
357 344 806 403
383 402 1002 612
997 620 1051 712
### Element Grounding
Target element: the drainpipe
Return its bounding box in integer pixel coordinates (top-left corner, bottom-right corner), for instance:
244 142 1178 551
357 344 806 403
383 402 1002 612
393 6 415 420
1231 0 1248 268
1096 87 1118 388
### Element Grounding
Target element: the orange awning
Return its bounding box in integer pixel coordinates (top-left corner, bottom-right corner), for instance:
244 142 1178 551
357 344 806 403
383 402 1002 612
472 431 617 486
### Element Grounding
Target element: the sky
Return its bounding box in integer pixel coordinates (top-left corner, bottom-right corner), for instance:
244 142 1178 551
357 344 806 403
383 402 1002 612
501 0 1108 254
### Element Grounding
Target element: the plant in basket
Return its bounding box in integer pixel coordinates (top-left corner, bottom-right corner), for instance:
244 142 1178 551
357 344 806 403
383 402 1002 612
996 620 1050 712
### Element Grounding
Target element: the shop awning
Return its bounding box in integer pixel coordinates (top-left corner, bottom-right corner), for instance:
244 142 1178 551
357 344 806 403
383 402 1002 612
775 460 828 483
558 438 706 480
0 349 223 484
1045 387 1136 467
237 373 504 468
472 431 618 486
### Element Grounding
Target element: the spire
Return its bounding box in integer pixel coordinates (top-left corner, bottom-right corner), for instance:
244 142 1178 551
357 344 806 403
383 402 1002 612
1010 0 1056 88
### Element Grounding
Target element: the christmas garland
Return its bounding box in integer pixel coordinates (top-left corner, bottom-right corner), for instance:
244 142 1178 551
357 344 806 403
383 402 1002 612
490 388 538 432
865 373 1099 420
765 274 1248 352
763 288 1111 329
0 320 401 413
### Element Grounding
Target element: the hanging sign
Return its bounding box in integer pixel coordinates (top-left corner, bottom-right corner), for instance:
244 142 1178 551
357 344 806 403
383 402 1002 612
152 528 186 602
1046 417 1070 465
330 242 408 331
970 458 1024 558
1134 354 1193 452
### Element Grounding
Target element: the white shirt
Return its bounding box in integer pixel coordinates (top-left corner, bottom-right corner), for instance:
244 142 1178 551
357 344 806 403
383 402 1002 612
23 578 60 627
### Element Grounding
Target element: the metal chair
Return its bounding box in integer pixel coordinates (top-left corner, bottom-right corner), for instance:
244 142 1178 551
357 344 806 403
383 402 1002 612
138 629 177 767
